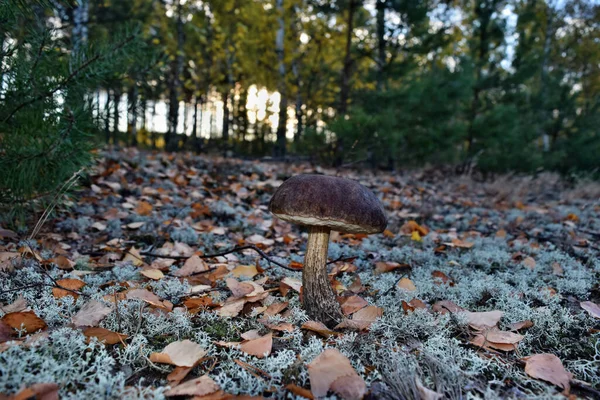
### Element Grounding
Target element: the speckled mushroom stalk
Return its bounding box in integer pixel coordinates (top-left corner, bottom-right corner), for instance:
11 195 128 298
269 174 387 329
302 225 343 327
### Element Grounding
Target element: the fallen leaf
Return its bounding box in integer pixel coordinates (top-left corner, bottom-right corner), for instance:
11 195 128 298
123 247 144 266
465 310 504 330
136 201 153 216
51 255 75 270
374 261 410 274
471 328 524 351
52 278 86 299
232 265 259 278
340 295 368 315
551 262 563 276
432 300 464 314
13 383 59 400
167 366 194 386
241 329 262 340
523 353 573 392
263 301 288 317
285 383 314 400
126 221 145 229
240 333 272 358
450 238 475 249
0 252 20 271
508 320 534 331
149 339 207 367
126 288 171 310
1 311 47 334
580 301 600 318
335 305 382 331
174 255 210 277
308 348 366 400
72 300 113 327
216 298 246 317
164 375 220 397
184 296 215 309
83 327 128 345
400 221 429 236
411 231 422 242
281 277 302 293
0 320 13 342
226 278 256 298
91 221 107 231
301 321 340 337
1 296 27 313
397 277 416 291
261 321 295 332
140 268 165 280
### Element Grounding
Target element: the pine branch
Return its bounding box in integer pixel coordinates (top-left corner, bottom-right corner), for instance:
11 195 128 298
3 34 136 123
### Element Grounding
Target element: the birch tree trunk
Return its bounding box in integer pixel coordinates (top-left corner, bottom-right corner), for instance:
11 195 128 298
274 0 287 157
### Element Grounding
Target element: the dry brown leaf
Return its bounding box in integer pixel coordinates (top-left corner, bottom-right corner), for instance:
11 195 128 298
465 310 504 330
580 301 600 318
285 383 314 400
471 328 524 352
123 247 144 266
72 300 113 327
167 366 194 386
184 296 215 310
340 295 368 316
83 327 128 345
0 252 20 272
13 383 59 400
241 329 262 340
216 298 246 317
262 321 295 332
1 296 27 313
126 288 171 310
226 278 256 298
397 277 416 291
308 348 366 400
240 333 272 358
52 278 86 299
374 261 410 274
263 301 288 317
400 221 429 236
335 305 383 331
126 221 145 229
164 375 220 397
508 320 534 331
1 311 47 334
136 201 153 216
301 321 340 337
149 339 207 367
450 238 475 249
232 265 259 278
174 255 210 277
140 268 165 280
51 255 75 270
281 277 302 293
432 300 464 314
0 320 13 343
551 262 564 276
523 353 573 392
91 221 107 231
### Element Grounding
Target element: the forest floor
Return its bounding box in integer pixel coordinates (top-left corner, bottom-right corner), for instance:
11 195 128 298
0 148 599 400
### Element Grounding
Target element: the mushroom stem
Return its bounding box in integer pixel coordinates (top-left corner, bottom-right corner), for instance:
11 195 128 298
302 225 343 328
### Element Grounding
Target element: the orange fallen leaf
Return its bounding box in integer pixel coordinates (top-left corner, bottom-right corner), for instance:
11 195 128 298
374 261 410 274
397 277 416 291
149 339 207 367
301 321 340 337
285 383 314 400
167 366 194 386
450 238 474 249
1 311 46 334
263 301 289 317
136 201 153 216
83 327 128 345
232 265 259 278
308 348 366 400
240 333 272 358
400 221 429 236
140 267 165 280
52 278 86 299
523 353 573 392
50 255 75 270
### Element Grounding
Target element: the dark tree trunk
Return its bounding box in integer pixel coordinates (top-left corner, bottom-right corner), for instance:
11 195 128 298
339 0 357 115
113 88 121 146
128 84 138 147
166 0 185 151
376 0 386 92
104 89 111 144
222 90 230 142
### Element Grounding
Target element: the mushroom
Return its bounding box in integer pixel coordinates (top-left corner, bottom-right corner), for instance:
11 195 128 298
269 174 387 327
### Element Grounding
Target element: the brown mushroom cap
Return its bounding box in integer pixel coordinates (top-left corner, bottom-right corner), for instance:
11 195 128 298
269 174 387 234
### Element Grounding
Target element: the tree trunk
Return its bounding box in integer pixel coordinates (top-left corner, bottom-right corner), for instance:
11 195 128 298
275 0 287 158
302 226 343 328
222 90 230 142
104 89 111 144
128 84 138 147
71 0 88 60
166 0 184 151
113 88 120 146
339 0 357 115
539 4 554 152
376 0 386 92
